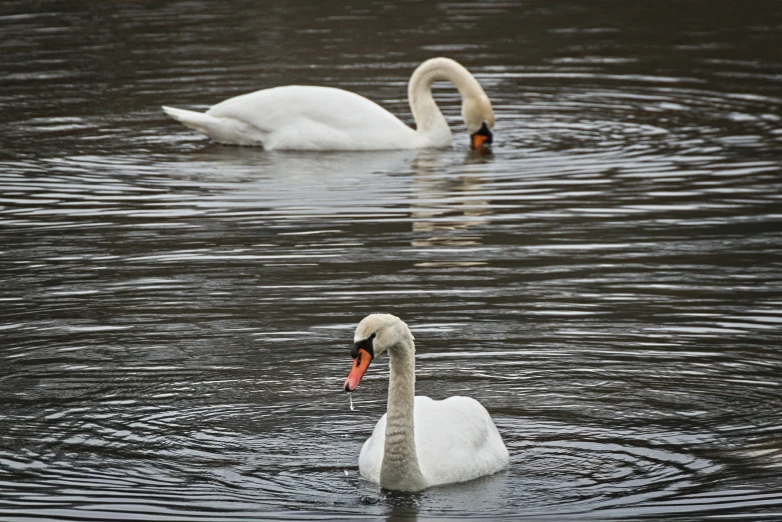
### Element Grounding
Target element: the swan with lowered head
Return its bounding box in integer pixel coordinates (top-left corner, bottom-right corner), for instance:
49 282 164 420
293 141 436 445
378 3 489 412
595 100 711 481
344 314 509 492
162 57 494 151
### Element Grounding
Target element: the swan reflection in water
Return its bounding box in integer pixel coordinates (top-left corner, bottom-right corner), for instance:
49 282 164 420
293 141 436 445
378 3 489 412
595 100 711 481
409 149 495 251
162 147 497 251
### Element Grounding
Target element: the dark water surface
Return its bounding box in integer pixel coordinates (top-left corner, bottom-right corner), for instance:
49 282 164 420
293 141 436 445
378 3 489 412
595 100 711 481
2 1 782 520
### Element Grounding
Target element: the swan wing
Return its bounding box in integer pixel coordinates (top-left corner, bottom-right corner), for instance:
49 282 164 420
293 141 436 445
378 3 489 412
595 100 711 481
357 396 509 487
413 396 510 486
204 85 417 150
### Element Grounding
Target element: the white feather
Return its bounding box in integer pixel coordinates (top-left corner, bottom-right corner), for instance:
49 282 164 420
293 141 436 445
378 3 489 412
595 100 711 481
348 314 509 491
162 57 494 151
359 396 510 487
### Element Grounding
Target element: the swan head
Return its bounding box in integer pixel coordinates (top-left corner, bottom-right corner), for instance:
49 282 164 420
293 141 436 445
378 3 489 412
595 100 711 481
343 314 413 392
462 93 495 150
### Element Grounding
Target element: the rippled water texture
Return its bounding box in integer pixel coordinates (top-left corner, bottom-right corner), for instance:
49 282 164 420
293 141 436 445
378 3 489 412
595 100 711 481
2 1 782 520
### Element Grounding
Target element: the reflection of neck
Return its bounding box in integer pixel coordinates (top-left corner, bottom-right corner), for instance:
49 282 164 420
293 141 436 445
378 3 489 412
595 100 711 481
380 335 427 491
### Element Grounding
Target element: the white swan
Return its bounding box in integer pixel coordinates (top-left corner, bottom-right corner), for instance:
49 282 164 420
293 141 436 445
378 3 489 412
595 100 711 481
162 57 495 151
344 314 509 492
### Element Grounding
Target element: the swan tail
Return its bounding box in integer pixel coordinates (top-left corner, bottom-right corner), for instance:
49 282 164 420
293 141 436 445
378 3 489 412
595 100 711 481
161 106 215 130
161 106 266 146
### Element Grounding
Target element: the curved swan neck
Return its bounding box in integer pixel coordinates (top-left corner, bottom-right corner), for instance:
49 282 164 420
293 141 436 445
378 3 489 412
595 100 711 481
407 57 485 138
380 333 426 491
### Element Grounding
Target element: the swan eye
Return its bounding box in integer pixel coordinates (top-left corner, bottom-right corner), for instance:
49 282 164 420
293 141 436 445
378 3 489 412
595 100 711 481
351 332 376 358
476 121 492 139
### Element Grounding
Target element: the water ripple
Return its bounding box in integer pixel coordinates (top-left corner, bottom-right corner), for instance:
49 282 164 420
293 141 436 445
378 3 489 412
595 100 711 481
2 0 782 519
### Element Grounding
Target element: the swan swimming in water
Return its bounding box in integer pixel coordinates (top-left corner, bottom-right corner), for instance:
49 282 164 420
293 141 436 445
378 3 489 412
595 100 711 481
344 314 509 492
162 57 494 151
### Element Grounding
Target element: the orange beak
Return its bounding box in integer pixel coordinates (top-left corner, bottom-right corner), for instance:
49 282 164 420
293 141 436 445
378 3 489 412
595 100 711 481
471 133 490 150
344 347 373 392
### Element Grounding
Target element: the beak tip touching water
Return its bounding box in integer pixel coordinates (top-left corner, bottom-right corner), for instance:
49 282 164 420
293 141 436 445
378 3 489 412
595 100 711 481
470 122 493 151
470 133 490 150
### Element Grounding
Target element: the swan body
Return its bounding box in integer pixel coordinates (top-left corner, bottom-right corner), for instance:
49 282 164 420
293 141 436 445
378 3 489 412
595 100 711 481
162 57 495 151
344 314 509 492
358 395 510 488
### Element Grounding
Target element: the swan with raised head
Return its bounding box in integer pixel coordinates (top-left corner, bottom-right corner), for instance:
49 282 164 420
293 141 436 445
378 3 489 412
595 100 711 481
344 313 509 492
162 57 494 151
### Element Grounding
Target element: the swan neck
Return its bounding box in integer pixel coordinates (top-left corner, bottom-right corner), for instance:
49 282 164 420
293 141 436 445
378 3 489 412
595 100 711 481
407 58 484 138
380 335 426 491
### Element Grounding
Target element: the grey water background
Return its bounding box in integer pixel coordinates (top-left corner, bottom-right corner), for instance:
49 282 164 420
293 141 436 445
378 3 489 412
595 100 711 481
2 0 782 519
